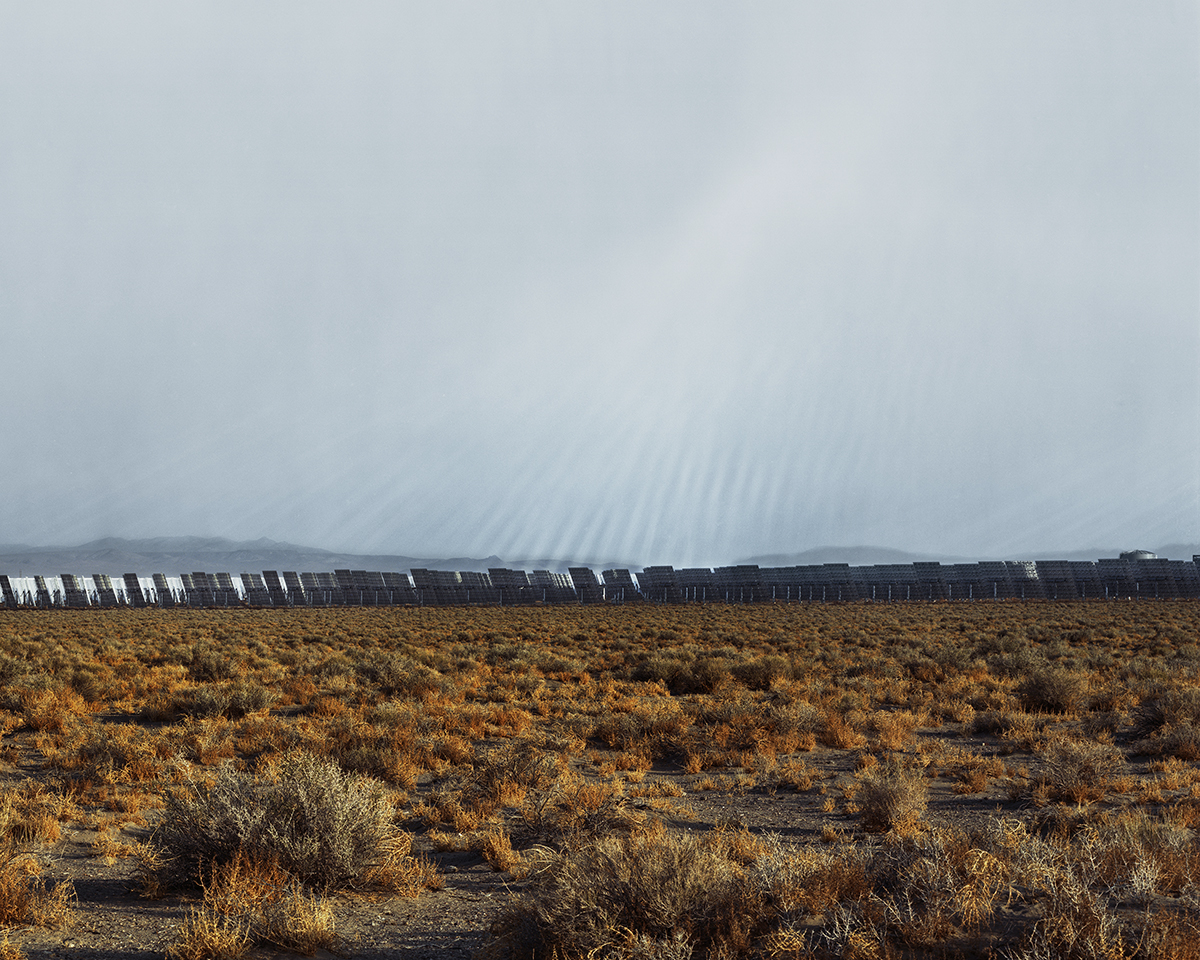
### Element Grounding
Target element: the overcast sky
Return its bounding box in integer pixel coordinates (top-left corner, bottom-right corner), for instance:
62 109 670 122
1 2 1196 566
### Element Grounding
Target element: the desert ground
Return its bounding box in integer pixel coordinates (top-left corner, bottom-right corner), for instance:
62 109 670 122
0 600 1198 958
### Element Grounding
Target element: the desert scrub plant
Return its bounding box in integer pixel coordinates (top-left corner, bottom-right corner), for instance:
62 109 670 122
873 827 1009 941
819 711 868 750
186 644 238 683
17 686 89 734
869 709 919 750
1040 737 1127 804
166 850 337 960
485 825 768 960
1016 664 1086 715
146 752 412 891
354 651 447 698
477 826 527 876
0 844 74 929
1133 686 1200 759
514 772 646 848
0 782 74 844
857 760 928 835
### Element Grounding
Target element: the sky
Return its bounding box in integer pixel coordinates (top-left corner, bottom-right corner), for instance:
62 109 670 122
0 2 1197 567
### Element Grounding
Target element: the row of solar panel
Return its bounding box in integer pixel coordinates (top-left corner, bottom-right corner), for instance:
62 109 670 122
2 557 1200 609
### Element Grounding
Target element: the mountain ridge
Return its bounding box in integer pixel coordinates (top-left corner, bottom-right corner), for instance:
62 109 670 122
0 538 637 576
1 537 1196 577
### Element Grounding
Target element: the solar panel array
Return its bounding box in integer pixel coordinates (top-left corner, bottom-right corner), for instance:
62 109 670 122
152 574 176 606
93 574 119 608
568 567 604 603
262 571 288 607
5 556 1200 609
601 569 638 602
494 568 541 603
122 574 147 608
282 572 306 604
33 576 53 607
61 574 89 608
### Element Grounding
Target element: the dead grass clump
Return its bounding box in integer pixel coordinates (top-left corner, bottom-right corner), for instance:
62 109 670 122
0 783 73 844
165 850 336 960
1017 665 1086 715
486 826 763 960
1041 738 1126 804
477 827 527 876
19 687 89 734
365 831 440 893
146 752 406 891
870 710 918 750
0 844 74 929
819 712 867 750
857 761 927 835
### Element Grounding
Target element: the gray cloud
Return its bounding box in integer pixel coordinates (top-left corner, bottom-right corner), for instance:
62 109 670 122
0 2 1195 566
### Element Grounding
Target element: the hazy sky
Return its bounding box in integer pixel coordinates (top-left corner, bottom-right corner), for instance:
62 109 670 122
1 2 1196 566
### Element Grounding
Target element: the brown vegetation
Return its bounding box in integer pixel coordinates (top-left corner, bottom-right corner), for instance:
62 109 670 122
0 601 1196 956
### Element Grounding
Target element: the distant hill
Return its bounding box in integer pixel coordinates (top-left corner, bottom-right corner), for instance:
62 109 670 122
0 538 635 576
1 537 1196 578
739 546 973 566
741 544 1200 566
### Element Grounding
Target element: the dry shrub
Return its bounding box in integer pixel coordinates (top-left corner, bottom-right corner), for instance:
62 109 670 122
167 908 250 960
147 752 408 891
0 845 74 929
19 687 88 734
763 757 814 792
478 827 527 876
166 850 337 960
52 723 166 786
1017 666 1086 715
768 699 822 744
1033 865 1125 960
516 773 645 848
486 826 764 960
468 740 562 808
180 681 276 721
820 713 867 750
172 718 237 766
762 840 871 916
365 832 440 894
1134 686 1200 737
729 655 790 691
1151 723 1200 762
0 783 71 845
857 762 927 835
870 710 918 750
875 828 1008 941
1041 738 1126 803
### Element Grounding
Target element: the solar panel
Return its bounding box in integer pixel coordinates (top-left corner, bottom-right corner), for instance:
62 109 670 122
601 569 638 602
92 575 119 608
382 571 418 604
30 576 50 607
568 568 603 603
61 574 89 608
